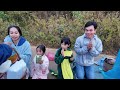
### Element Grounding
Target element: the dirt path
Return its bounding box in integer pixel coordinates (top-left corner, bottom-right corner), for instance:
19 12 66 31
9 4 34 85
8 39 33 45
31 46 115 79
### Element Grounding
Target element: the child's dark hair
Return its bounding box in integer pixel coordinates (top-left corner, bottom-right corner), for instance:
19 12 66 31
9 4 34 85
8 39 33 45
36 44 46 54
61 37 71 47
84 21 97 29
8 25 22 36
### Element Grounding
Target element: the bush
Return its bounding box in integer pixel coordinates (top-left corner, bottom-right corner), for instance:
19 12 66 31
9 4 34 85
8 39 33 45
0 11 120 55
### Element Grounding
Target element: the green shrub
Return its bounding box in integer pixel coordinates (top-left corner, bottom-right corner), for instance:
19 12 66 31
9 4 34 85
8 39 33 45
0 11 120 55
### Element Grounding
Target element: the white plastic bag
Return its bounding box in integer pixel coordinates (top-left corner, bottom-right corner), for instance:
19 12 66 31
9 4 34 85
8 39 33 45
7 59 27 79
0 60 12 73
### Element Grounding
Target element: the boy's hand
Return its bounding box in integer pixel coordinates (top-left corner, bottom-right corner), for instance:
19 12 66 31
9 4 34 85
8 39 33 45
61 48 64 57
70 57 74 61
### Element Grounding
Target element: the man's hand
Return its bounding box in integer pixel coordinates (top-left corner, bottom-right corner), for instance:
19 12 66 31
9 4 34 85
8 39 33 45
87 41 93 51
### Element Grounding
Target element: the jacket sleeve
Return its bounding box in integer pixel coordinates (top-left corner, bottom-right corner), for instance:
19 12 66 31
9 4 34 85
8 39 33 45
30 56 36 77
74 37 88 55
40 56 49 71
18 42 32 66
89 39 103 57
54 48 64 64
68 54 74 63
4 35 13 47
4 36 11 42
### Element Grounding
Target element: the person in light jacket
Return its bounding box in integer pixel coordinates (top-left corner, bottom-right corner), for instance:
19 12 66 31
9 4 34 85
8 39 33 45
74 21 103 79
4 25 32 78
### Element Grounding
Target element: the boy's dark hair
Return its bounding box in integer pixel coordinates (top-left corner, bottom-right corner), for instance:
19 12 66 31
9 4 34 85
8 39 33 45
36 44 46 54
8 25 22 36
84 21 97 29
61 37 71 47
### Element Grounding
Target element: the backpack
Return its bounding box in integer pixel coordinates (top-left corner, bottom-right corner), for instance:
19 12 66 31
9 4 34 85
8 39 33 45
46 52 55 61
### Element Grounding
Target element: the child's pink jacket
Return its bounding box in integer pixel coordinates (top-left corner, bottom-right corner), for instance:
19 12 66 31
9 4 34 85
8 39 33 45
31 54 49 79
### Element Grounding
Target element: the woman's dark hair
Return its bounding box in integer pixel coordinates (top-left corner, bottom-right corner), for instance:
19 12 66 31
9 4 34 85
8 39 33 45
84 21 97 29
61 37 71 47
36 44 46 54
8 25 22 36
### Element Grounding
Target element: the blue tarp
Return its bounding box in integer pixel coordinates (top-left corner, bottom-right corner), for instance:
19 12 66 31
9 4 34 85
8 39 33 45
100 49 120 79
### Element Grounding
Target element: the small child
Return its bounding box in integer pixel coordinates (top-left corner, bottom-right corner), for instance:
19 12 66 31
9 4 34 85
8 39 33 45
31 44 49 79
55 37 74 79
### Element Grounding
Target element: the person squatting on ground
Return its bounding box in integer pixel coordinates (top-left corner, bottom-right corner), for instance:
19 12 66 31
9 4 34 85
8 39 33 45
4 25 32 78
74 21 103 79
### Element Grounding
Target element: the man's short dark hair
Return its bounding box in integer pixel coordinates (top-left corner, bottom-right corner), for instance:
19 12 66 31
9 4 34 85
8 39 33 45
84 21 97 29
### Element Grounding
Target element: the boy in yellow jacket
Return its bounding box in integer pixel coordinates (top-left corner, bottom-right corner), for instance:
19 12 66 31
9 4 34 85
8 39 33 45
55 37 74 79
